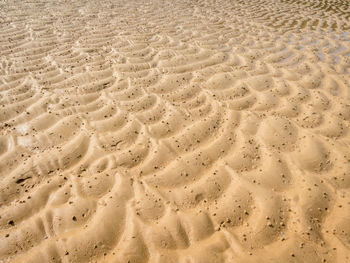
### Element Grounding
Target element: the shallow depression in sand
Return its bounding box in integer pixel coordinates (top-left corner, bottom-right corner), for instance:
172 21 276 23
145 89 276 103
1 0 350 262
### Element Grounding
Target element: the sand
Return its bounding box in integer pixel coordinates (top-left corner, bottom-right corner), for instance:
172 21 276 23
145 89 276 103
0 0 350 262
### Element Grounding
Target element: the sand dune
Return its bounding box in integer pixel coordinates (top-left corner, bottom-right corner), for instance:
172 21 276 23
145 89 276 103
1 0 350 262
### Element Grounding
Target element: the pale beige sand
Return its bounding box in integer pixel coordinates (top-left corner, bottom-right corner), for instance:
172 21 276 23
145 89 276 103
1 0 350 262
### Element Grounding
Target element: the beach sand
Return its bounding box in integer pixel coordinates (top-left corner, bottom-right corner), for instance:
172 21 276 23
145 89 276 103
0 0 350 262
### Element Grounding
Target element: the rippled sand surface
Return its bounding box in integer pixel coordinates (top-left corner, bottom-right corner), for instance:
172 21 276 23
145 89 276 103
1 0 350 262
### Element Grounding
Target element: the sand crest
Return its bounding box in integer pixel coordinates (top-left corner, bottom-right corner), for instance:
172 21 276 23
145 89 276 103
1 0 350 262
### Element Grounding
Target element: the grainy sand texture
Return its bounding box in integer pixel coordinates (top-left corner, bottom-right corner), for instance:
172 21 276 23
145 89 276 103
1 0 350 262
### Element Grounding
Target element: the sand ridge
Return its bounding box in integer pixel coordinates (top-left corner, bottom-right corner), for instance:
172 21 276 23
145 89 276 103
0 0 350 262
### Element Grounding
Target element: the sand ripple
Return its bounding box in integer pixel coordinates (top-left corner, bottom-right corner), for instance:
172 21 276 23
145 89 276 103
1 0 350 262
